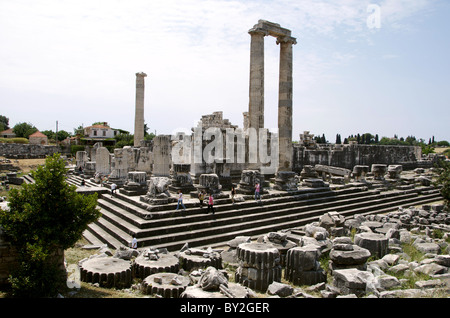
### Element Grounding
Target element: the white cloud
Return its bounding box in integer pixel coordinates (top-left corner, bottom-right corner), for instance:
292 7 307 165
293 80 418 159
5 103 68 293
0 0 445 140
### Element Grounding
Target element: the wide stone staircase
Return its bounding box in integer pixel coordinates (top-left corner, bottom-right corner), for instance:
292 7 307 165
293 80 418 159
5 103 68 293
70 173 442 252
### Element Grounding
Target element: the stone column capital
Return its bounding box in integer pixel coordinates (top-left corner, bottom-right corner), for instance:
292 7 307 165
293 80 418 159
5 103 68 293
276 36 297 45
136 72 147 78
248 27 269 37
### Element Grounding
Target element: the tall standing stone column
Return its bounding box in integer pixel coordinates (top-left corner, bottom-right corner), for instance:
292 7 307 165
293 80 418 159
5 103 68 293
134 72 147 147
248 28 267 130
276 36 296 171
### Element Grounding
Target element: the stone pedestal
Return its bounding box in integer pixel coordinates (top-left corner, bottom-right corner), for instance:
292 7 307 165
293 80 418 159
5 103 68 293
352 165 369 182
195 173 228 199
121 171 148 196
236 170 266 194
169 164 196 194
83 161 96 178
387 165 403 179
371 164 387 180
273 171 298 191
141 176 176 205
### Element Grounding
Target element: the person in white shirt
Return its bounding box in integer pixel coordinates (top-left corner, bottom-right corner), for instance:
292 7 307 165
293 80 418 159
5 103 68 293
176 190 186 211
111 183 117 197
131 237 137 249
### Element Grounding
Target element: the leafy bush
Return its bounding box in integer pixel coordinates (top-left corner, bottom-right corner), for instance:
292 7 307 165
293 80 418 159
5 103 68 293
0 153 101 297
0 137 29 144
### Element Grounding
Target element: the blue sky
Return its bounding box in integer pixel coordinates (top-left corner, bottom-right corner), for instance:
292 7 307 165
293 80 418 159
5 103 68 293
0 0 449 142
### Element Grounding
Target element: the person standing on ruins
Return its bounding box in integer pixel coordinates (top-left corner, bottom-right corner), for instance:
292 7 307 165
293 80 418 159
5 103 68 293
255 182 261 201
231 186 236 205
111 183 117 197
176 190 186 211
207 194 215 214
198 190 205 208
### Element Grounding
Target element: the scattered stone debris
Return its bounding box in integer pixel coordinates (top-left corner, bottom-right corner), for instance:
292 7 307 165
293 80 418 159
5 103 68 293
67 202 449 298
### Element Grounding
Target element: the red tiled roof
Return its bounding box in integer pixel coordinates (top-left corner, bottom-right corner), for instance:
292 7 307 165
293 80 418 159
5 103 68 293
0 128 15 134
29 131 47 138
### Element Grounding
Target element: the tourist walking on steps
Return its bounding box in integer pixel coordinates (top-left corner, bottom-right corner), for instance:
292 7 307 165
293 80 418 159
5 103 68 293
111 183 117 197
198 190 205 208
231 186 236 205
176 190 186 211
207 194 215 214
255 182 261 201
132 237 137 249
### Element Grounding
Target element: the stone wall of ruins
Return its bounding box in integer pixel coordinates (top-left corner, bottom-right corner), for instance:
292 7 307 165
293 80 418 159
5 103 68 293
0 143 60 159
292 144 423 173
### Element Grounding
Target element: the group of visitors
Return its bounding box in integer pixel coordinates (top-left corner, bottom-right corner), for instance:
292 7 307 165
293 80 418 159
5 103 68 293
175 182 262 213
176 190 215 214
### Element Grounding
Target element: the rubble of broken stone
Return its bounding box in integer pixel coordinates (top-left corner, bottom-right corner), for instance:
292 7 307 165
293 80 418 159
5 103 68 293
72 203 449 298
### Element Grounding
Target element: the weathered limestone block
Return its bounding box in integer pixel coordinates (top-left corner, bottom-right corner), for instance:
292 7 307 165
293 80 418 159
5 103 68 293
354 232 388 259
329 244 371 272
237 170 265 194
352 165 369 181
95 147 112 175
141 176 175 204
319 211 346 231
333 268 375 297
301 178 328 188
257 232 297 266
178 248 222 271
142 272 190 298
198 266 228 291
273 171 298 191
300 165 318 180
79 257 132 289
153 135 172 177
198 173 222 195
170 164 196 193
284 245 327 286
75 151 89 172
122 171 148 196
387 165 403 179
371 164 387 180
267 281 294 297
235 243 281 292
134 250 180 279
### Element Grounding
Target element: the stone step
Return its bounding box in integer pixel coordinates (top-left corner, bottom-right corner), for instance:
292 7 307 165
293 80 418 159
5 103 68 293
83 181 442 252
96 187 382 237
86 188 375 249
134 192 423 248
84 221 127 249
151 191 443 251
89 189 440 251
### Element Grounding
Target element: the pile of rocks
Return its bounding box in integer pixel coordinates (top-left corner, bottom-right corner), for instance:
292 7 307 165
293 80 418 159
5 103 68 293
71 202 449 298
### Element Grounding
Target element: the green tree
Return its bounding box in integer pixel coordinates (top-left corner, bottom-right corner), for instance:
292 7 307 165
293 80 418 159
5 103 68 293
0 115 9 131
0 153 101 297
13 122 37 138
56 130 71 141
114 133 134 148
73 125 84 136
41 130 56 140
